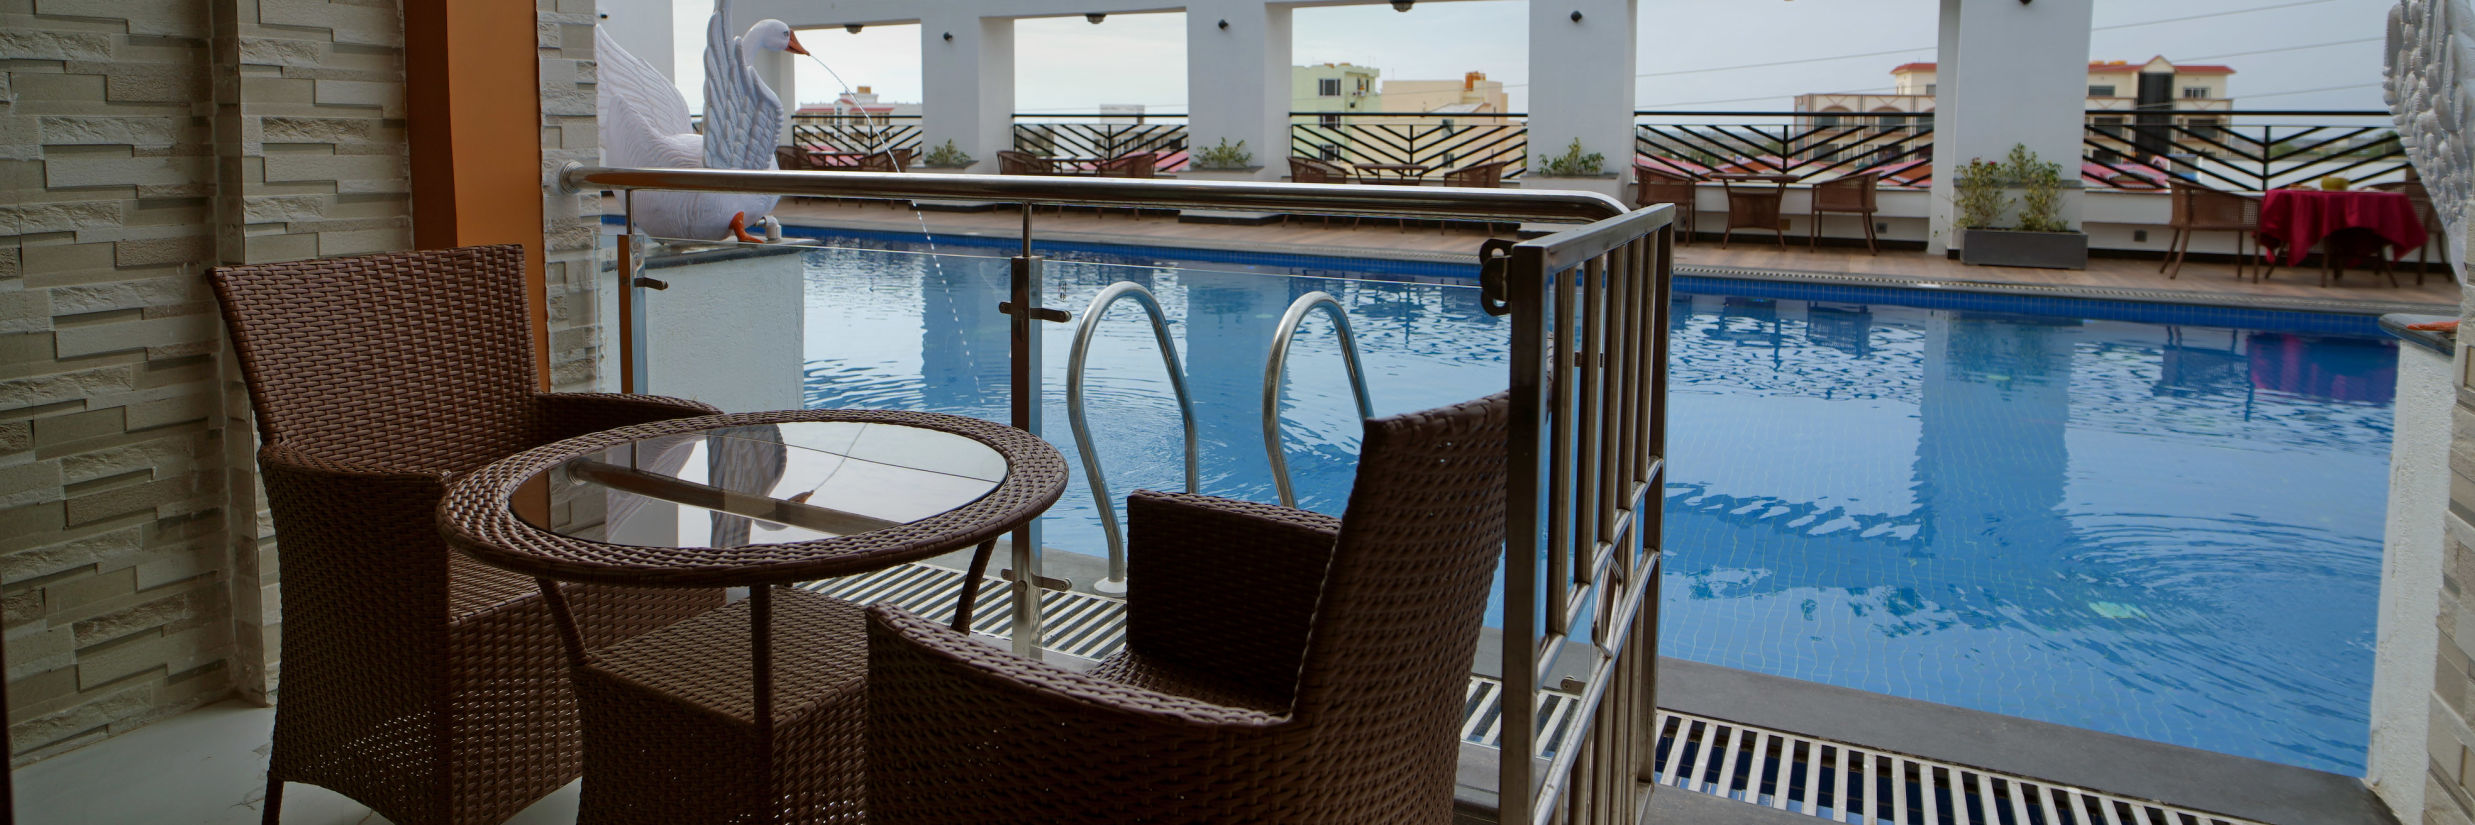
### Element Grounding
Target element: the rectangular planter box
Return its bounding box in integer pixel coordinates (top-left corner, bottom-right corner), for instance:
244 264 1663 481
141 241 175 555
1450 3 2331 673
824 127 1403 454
1959 228 2089 270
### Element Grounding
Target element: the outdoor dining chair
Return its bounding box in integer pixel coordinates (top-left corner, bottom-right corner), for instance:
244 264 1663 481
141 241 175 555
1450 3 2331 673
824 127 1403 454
866 391 1513 825
1096 151 1158 178
997 150 1055 175
1288 155 1355 184
1634 165 1699 244
209 244 724 825
1809 171 1881 254
2369 179 2444 286
1287 156 1361 227
2162 180 2261 280
1440 159 1509 188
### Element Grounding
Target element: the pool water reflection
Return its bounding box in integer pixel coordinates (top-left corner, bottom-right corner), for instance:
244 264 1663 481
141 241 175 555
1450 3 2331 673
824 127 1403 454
777 235 2393 775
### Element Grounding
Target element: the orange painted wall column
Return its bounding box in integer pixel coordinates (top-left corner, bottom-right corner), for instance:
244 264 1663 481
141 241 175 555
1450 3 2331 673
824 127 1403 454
404 0 552 385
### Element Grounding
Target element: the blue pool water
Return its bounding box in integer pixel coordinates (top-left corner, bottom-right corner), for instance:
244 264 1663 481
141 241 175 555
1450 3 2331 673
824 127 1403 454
768 229 2394 775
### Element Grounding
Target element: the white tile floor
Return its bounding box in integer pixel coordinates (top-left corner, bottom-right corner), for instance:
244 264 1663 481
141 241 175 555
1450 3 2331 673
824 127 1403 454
14 700 585 825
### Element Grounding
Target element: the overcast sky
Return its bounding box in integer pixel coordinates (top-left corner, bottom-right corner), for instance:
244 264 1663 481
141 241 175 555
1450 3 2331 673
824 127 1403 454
666 0 2393 115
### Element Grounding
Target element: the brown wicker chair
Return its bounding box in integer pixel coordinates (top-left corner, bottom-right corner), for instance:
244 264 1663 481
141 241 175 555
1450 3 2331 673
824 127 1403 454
1288 155 1355 184
2369 179 2444 285
1096 151 1159 178
2162 179 2261 280
854 147 911 172
1718 176 1788 250
1635 165 1699 244
208 244 725 825
866 391 1512 824
1809 172 1880 254
1440 159 1509 188
997 150 1054 175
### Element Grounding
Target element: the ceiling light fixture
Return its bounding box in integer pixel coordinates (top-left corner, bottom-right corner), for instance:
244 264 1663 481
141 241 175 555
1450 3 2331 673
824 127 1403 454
844 23 862 33
1087 12 1106 23
1392 0 1414 11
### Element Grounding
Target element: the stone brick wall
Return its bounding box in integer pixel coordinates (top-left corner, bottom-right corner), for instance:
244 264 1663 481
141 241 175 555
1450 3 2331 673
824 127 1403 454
540 0 606 393
0 0 413 762
1 0 604 763
2388 3 2475 822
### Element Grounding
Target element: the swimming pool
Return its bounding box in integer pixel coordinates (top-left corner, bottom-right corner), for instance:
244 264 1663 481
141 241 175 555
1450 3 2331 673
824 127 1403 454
731 229 2394 775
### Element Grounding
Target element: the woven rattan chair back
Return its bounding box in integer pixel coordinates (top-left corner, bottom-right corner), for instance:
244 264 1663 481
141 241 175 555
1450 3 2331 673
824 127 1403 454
856 149 907 172
867 392 1512 824
1812 172 1879 212
1634 165 1696 207
1290 156 1354 184
1099 151 1159 178
2168 179 2254 231
210 245 724 825
214 244 540 472
1441 160 1508 188
997 150 1052 175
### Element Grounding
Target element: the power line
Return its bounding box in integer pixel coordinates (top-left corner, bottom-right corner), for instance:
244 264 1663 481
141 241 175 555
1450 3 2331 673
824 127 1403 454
2180 37 2382 63
2240 82 2383 100
2092 0 2339 32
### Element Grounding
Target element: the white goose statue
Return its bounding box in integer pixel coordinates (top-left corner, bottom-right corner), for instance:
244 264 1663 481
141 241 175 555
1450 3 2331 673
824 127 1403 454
596 0 806 243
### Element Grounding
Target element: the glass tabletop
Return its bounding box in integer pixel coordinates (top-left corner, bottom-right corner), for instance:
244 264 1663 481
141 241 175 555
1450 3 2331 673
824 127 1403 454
513 420 1011 549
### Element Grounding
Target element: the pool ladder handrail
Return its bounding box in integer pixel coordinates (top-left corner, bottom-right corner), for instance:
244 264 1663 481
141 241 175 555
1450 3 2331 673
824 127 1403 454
1263 291 1376 509
1066 281 1199 597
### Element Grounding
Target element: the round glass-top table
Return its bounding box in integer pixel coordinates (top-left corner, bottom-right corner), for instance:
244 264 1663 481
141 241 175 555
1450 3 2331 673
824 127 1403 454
442 409 1067 596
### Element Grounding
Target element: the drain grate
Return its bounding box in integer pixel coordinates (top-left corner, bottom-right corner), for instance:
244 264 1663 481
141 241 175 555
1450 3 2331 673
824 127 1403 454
1647 709 2267 825
805 564 2258 825
802 562 1129 661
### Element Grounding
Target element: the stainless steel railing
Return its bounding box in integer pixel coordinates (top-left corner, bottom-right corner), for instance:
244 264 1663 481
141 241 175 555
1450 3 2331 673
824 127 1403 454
1261 292 1375 509
569 162 1665 825
1064 282 1197 597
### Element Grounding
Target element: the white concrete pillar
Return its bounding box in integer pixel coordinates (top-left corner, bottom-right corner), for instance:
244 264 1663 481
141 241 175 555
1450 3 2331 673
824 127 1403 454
1526 0 1637 181
922 13 1014 173
1926 0 1963 253
1185 1 1290 179
1928 0 2094 251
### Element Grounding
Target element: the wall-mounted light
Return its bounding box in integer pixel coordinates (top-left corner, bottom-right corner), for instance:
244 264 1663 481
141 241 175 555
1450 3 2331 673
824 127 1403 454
1391 0 1413 11
1570 10 1583 21
845 23 863 33
1218 18 1229 29
943 31 953 41
1086 12 1106 23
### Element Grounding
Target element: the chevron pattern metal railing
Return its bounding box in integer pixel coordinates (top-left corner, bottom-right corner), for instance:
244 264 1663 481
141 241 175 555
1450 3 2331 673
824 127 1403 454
786 114 921 166
1011 116 1192 170
2079 110 2406 191
1289 114 1530 179
1633 111 1933 187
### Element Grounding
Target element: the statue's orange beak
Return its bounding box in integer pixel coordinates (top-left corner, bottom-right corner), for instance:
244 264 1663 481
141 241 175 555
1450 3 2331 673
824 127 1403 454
785 33 810 56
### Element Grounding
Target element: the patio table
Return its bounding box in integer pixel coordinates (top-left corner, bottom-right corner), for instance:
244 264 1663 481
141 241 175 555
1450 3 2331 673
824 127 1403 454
2256 188 2427 269
1354 163 1432 185
1710 173 1796 249
439 408 1066 823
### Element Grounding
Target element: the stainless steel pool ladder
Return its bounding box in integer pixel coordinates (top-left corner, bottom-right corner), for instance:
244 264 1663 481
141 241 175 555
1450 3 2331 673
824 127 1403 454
1263 291 1376 509
1065 281 1199 597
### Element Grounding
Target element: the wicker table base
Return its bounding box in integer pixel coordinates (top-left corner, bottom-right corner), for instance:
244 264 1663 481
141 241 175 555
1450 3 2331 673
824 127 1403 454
574 588 867 824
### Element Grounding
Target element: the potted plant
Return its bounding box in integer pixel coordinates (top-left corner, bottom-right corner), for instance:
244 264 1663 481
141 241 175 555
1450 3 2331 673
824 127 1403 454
920 139 974 171
1522 138 1620 198
1956 144 2087 270
1181 138 1262 181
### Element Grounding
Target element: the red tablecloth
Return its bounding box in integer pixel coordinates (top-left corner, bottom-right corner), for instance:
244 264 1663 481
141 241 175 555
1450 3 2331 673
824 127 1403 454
2255 189 2427 267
